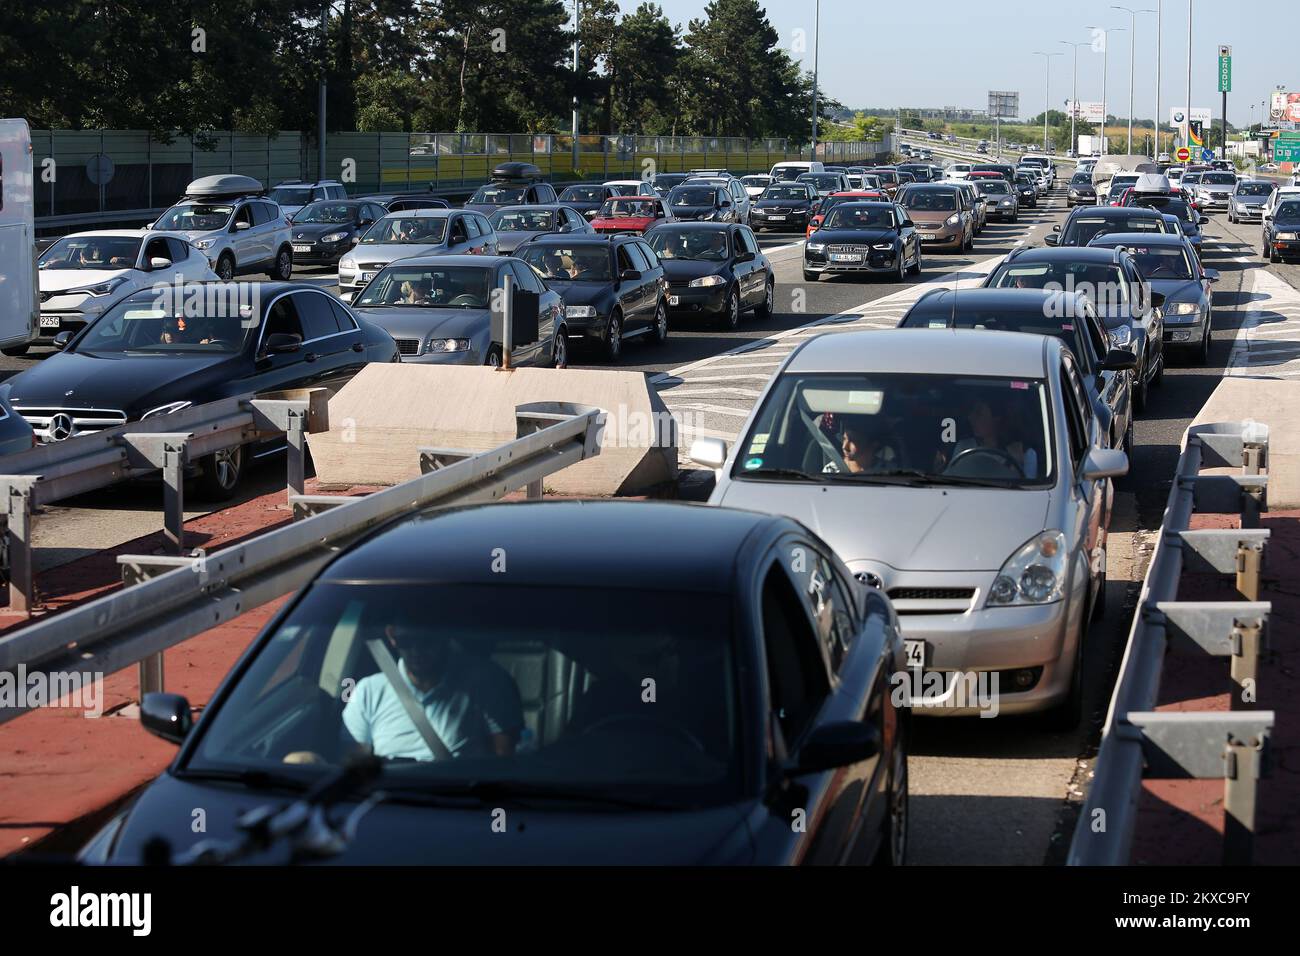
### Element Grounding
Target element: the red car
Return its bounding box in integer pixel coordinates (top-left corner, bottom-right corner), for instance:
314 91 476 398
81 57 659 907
590 196 672 235
806 190 888 237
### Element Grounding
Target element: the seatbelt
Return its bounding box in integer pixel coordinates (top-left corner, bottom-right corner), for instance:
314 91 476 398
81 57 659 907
366 639 454 761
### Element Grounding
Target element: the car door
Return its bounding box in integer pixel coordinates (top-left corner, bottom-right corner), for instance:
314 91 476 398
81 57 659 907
621 241 656 331
474 214 498 254
1081 300 1127 446
505 260 551 366
1061 354 1106 586
632 239 664 316
613 242 645 328
729 226 759 305
288 289 367 393
894 204 915 262
1124 257 1161 372
230 202 260 270
240 292 316 394
252 201 280 267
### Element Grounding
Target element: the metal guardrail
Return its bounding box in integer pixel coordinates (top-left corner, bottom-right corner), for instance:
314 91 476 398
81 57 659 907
1068 420 1274 866
0 390 329 614
0 402 604 725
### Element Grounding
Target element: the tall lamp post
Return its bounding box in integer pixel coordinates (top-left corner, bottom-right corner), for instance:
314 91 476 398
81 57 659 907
1033 51 1063 151
1061 41 1089 155
1154 0 1163 157
1088 25 1125 155
571 0 581 173
810 0 821 157
1112 6 1156 156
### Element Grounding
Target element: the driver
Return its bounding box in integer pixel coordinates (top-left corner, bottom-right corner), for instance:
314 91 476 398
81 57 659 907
159 315 195 344
939 396 1037 478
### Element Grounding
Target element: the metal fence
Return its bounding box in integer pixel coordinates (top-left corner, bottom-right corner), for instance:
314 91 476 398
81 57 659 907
1068 420 1274 866
31 129 885 230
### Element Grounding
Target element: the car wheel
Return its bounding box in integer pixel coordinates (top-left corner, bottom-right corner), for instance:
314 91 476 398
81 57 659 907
604 310 623 362
718 287 741 330
1197 322 1212 365
550 326 569 368
274 246 293 281
1 344 30 357
908 245 922 275
647 300 669 345
195 444 244 501
485 344 502 368
755 278 775 319
1132 360 1149 414
215 253 235 282
896 250 907 282
1152 350 1165 387
873 744 908 866
1092 556 1108 620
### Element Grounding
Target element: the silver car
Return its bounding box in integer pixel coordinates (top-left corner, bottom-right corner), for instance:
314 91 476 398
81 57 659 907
1227 180 1276 224
152 176 294 282
692 328 1127 726
338 208 497 293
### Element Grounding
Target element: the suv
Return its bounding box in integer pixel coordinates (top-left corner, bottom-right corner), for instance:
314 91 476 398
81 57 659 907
268 180 348 219
463 178 559 215
337 207 497 294
684 175 751 221
152 175 295 282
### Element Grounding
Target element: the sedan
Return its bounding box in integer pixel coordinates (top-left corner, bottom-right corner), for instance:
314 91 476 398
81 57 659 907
806 190 889 238
749 182 821 232
486 204 594 254
666 184 738 223
1228 181 1276 224
695 329 1128 728
972 178 1019 221
1263 197 1300 263
557 183 618 220
351 255 567 369
1 283 398 498
645 222 774 330
80 501 909 866
804 202 921 282
287 200 385 267
589 196 671 236
338 209 496 294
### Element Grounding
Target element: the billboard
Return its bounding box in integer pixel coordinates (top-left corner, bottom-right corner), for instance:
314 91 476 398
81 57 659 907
988 91 1019 119
1270 91 1300 125
1067 101 1105 123
1170 108 1212 127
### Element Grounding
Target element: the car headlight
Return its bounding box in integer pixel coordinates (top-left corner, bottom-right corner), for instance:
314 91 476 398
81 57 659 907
807 242 826 252
194 238 216 251
142 401 192 419
1168 302 1200 315
427 338 470 353
340 257 357 269
945 214 960 226
871 242 895 250
321 231 348 243
1278 232 1300 241
565 305 597 318
986 531 1068 607
1108 325 1133 348
689 274 726 287
68 276 129 297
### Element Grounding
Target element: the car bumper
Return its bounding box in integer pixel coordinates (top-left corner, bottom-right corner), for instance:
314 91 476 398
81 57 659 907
987 205 1017 218
666 286 727 313
34 311 91 345
396 348 481 365
1163 318 1207 345
750 212 808 228
1231 206 1263 221
804 252 899 274
913 224 963 246
290 245 350 266
1269 238 1300 255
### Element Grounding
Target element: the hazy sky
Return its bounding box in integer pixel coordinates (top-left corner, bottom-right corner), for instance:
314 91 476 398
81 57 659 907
616 0 1285 124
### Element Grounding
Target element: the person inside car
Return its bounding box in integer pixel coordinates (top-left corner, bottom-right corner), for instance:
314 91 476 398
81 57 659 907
938 396 1037 478
821 414 899 474
400 277 433 305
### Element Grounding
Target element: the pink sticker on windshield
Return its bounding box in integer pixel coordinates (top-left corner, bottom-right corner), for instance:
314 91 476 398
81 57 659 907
1061 323 1074 331
1009 381 1029 390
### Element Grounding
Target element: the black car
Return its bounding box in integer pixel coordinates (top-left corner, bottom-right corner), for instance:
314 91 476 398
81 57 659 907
1263 196 1300 263
644 222 774 329
1066 172 1097 206
666 184 737 223
1 283 399 498
650 173 691 198
486 203 594 254
900 288 1136 455
463 175 559 216
557 183 618 220
896 163 935 183
749 182 820 232
361 193 451 213
288 200 386 267
804 201 921 282
984 246 1165 413
1046 205 1170 248
1013 173 1039 208
78 501 909 866
517 234 668 362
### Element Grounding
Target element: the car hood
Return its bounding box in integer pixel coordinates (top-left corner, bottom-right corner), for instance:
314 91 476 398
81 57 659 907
534 278 614 308
715 481 1054 572
353 306 490 340
1272 217 1300 231
1233 195 1268 206
669 205 717 219
1147 277 1205 305
6 349 238 419
493 230 550 253
291 222 357 239
755 199 811 209
660 259 728 282
157 228 221 243
39 268 134 293
592 217 655 230
904 209 955 224
98 774 756 865
810 227 898 244
349 242 446 262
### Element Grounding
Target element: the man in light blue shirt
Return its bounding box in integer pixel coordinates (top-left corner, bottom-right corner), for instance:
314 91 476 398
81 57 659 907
342 626 524 761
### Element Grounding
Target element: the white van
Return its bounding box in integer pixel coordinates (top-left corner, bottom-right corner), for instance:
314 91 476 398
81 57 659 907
769 161 825 182
0 119 38 355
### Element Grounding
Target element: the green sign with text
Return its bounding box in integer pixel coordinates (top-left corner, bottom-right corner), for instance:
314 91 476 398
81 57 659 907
1218 47 1232 93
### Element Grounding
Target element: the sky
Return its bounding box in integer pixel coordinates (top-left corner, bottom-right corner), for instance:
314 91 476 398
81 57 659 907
615 0 1288 125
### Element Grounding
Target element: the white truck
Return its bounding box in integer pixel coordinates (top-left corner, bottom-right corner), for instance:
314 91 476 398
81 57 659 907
0 119 39 355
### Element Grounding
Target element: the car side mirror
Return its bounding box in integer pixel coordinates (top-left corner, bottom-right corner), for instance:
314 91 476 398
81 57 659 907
1102 348 1138 371
735 251 755 263
264 332 303 355
53 330 74 351
1199 216 1209 225
620 269 642 282
788 720 881 777
1043 233 1060 246
147 257 172 271
141 692 192 745
233 220 251 232
901 219 914 228
1204 268 1220 282
1148 291 1166 309
1082 446 1129 481
689 436 729 469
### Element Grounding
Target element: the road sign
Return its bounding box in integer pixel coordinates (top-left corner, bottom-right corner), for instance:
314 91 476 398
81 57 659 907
988 91 1019 119
1175 146 1191 162
1276 144 1300 163
1201 148 1215 163
85 154 114 186
1218 46 1232 94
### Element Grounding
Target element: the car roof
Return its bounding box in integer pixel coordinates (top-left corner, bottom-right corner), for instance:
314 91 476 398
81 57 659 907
1009 246 1126 264
1069 205 1162 218
488 203 575 213
646 221 737 232
379 254 510 268
911 288 1086 316
524 233 630 246
61 229 151 239
785 327 1054 377
319 500 786 592
380 207 455 218
603 179 648 186
1088 232 1187 246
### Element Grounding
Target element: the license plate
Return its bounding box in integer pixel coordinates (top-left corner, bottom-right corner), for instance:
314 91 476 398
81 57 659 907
767 215 786 221
903 640 927 669
669 295 680 306
360 272 376 282
918 233 937 240
39 316 62 329
830 253 862 263
293 244 312 253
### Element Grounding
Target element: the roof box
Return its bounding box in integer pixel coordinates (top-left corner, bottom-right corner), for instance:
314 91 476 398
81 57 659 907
184 174 265 199
491 162 542 183
1133 172 1173 194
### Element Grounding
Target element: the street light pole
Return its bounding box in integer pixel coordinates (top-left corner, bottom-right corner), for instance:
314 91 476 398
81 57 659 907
572 0 581 173
1061 41 1088 155
318 1 328 182
1184 0 1193 152
1155 0 1163 157
1089 26 1124 155
810 0 821 157
1033 52 1062 151
1112 7 1156 156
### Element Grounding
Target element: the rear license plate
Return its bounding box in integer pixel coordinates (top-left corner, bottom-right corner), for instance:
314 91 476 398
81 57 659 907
293 244 312 253
830 253 862 263
918 233 937 240
669 295 680 306
767 215 786 221
903 640 927 669
360 272 376 282
39 316 62 329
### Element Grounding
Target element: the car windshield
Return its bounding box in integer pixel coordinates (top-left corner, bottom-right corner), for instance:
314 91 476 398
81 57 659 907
647 228 729 261
1203 173 1235 185
976 181 1010 194
824 206 894 229
490 210 556 232
1064 215 1160 245
900 189 957 211
1129 197 1195 222
38 236 142 270
182 581 742 806
560 185 606 202
73 293 255 354
762 185 809 201
606 184 644 196
470 184 527 205
354 265 492 308
520 245 613 281
295 202 356 224
734 372 1054 487
360 217 448 245
1095 244 1195 279
268 186 315 206
1110 176 1139 190
742 176 771 188
1277 201 1300 219
599 199 656 217
669 187 718 206
1236 183 1274 197
1182 174 1203 185
800 175 842 190
988 260 1129 308
154 203 233 231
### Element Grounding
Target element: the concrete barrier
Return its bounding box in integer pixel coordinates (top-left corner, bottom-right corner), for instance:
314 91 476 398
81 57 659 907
1188 378 1300 507
307 364 678 496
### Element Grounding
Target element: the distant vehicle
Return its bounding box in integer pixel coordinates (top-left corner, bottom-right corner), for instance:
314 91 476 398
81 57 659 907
1067 171 1097 206
1191 170 1238 211
360 193 451 213
645 222 773 330
338 208 497 294
798 171 853 197
971 178 1019 221
1157 152 1172 164
589 196 672 236
894 183 974 252
558 183 619 219
1227 180 1276 224
667 184 739 223
1263 196 1300 263
1013 173 1040 208
486 204 594 254
946 163 973 180
463 164 558 215
287 200 386 267
1120 193 1208 258
803 201 922 282
0 118 40 356
769 160 825 181
602 179 658 198
740 174 774 199
749 182 821 232
683 174 751 220
152 175 294 282
268 180 348 219
649 173 691 199
976 141 990 154
1257 162 1279 173
805 189 889 237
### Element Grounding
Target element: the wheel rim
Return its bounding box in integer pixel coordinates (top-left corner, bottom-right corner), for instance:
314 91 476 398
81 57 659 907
487 349 501 368
218 258 233 281
554 332 567 368
728 292 739 327
764 282 774 313
278 251 290 277
608 316 621 357
890 756 908 865
213 445 242 490
656 303 667 339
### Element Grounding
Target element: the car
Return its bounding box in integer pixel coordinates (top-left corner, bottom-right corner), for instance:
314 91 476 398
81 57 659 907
803 201 922 282
1263 196 1300 263
603 179 658 198
740 174 774 199
1222 180 1274 225
1067 171 1097 206
867 166 903 197
1164 165 1185 183
349 255 567 369
929 131 942 140
667 183 740 223
517 234 668 361
948 180 987 233
485 204 594 254
359 192 452 214
749 181 821 232
1 282 399 497
894 183 973 252
151 175 295 282
686 175 752 221
1260 184 1300 222
1257 162 1279 173
896 163 935 184
1119 193 1209 258
899 288 1135 455
463 170 559 216
769 160 825 181
557 183 619 220
798 171 852 199
589 195 672 236
645 222 773 330
1177 171 1204 205
338 208 497 294
976 141 990 153
1088 233 1218 365
985 245 1164 413
1013 173 1040 208
1191 170 1237 211
972 163 1016 184
267 179 348 220
31 230 217 350
645 173 690 199
0 394 35 456
1209 160 1234 172
1046 205 1171 248
286 200 387 267
806 190 889 238
79 499 910 867
1157 152 1172 164
971 177 1019 221
696 328 1128 727
1100 173 1142 206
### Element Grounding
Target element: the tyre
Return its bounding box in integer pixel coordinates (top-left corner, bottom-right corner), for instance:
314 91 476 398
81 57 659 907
1132 360 1149 413
908 245 922 275
484 344 503 368
195 445 244 501
273 246 293 281
647 300 668 346
873 744 908 866
896 250 907 282
1197 323 1212 365
718 287 741 330
550 326 569 368
755 278 775 320
1 344 30 357
1152 351 1165 387
803 269 818 282
604 310 624 362
215 253 236 282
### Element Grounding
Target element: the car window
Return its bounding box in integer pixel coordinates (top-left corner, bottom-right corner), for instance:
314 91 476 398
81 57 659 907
142 237 170 263
293 291 345 341
737 228 758 256
633 240 659 269
1060 361 1089 468
264 294 305 342
786 542 856 676
761 562 831 748
1063 353 1093 425
465 215 483 239
234 203 255 227
623 242 650 272
508 260 545 295
165 238 191 263
449 217 469 243
328 298 359 332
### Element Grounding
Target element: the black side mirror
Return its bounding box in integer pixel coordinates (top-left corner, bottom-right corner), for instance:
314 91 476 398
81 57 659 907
787 721 881 777
264 332 303 355
735 251 755 263
1199 216 1209 225
1102 348 1138 371
620 269 642 282
141 692 192 745
53 330 74 351
1149 291 1166 309
1043 233 1060 246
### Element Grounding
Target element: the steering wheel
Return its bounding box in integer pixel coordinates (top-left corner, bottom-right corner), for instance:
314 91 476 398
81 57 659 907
579 714 707 754
448 294 480 307
945 445 1022 475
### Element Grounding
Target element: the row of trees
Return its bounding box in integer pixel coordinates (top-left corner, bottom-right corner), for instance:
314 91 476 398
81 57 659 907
0 0 841 142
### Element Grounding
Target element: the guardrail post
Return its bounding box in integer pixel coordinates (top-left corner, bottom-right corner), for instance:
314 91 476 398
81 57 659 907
1236 540 1263 602
1223 733 1265 865
2 478 40 615
121 433 192 553
1230 618 1262 711
516 411 570 500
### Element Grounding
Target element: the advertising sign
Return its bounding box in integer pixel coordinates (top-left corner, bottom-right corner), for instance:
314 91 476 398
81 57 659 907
1270 91 1300 126
1066 101 1105 123
988 91 1020 120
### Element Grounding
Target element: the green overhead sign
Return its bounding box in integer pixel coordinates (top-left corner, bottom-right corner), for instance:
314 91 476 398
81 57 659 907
1276 143 1300 162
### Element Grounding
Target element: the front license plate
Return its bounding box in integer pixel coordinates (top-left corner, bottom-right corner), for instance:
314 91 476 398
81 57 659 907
903 640 927 669
39 316 62 329
293 244 312 253
830 253 862 263
918 233 937 240
669 295 680 306
767 215 786 221
360 272 376 282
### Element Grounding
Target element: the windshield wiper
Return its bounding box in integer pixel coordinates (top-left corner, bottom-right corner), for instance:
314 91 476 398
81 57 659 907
739 467 825 482
834 468 1018 489
176 766 313 792
391 779 680 812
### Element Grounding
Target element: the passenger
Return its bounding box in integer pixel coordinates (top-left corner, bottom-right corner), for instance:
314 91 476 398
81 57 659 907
828 415 898 474
159 315 195 345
